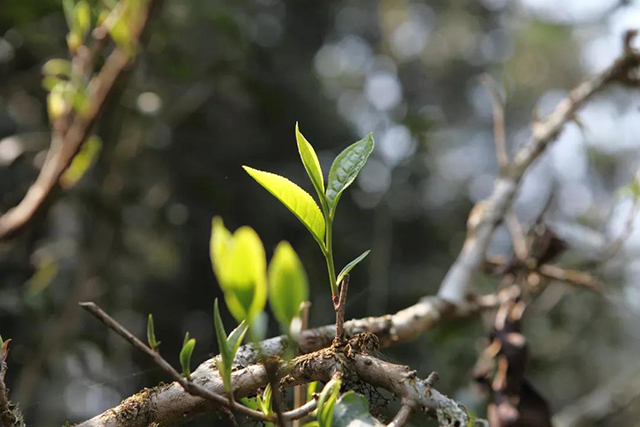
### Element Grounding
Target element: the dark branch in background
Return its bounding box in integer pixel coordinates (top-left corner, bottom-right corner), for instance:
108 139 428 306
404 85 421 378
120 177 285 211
0 1 157 240
75 32 640 427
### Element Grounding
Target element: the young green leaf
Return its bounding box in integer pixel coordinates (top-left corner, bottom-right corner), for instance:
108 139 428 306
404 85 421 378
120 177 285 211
296 123 325 204
210 219 268 323
332 391 384 427
317 378 341 427
336 250 371 285
42 59 72 77
214 299 249 391
147 314 157 350
326 134 374 217
243 166 325 246
182 332 191 350
268 241 309 331
307 381 318 402
257 383 273 416
180 337 196 380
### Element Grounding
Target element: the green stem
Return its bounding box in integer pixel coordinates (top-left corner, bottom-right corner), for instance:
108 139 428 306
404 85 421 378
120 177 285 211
319 199 338 301
325 223 337 300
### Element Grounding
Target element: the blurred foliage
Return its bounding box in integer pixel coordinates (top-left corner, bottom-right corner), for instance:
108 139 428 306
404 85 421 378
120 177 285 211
1 0 640 426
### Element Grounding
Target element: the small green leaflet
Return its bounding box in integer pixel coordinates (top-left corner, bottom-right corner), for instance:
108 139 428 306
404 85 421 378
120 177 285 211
243 166 325 245
296 123 326 206
213 299 249 394
332 391 384 427
179 337 196 380
336 250 371 285
147 314 158 350
268 241 309 331
326 134 374 217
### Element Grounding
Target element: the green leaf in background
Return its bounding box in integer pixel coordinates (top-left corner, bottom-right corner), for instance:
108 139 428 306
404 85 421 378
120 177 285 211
326 134 374 217
296 123 326 205
307 381 318 402
147 314 157 350
317 378 341 427
332 391 384 427
209 218 268 323
74 1 91 38
213 299 248 394
336 250 370 285
179 337 196 380
268 241 309 331
60 135 102 188
243 166 326 246
42 59 72 77
257 383 274 417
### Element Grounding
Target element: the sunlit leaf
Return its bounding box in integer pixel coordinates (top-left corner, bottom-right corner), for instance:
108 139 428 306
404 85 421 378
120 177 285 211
332 391 384 427
210 219 267 323
326 134 374 217
268 241 309 331
306 381 318 403
296 123 325 205
243 166 325 245
336 250 370 285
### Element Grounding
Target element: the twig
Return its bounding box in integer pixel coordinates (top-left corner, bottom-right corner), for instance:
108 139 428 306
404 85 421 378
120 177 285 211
334 274 350 345
599 196 639 263
485 256 602 292
79 302 314 423
438 33 640 303
387 403 413 427
480 74 509 172
0 0 157 240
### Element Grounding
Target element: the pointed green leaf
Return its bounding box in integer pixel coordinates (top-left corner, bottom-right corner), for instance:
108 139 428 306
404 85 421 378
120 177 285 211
326 134 374 217
296 123 325 204
180 338 196 380
147 314 157 350
74 1 91 38
332 391 384 427
258 383 273 416
336 250 371 285
243 166 325 245
227 321 249 360
213 299 230 380
268 241 309 331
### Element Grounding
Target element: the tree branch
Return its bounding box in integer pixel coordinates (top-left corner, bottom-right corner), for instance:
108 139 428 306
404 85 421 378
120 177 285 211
0 1 157 240
76 30 640 427
438 33 640 303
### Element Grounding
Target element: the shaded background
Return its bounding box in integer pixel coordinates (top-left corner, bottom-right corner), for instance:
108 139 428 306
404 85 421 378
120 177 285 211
2 0 640 425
